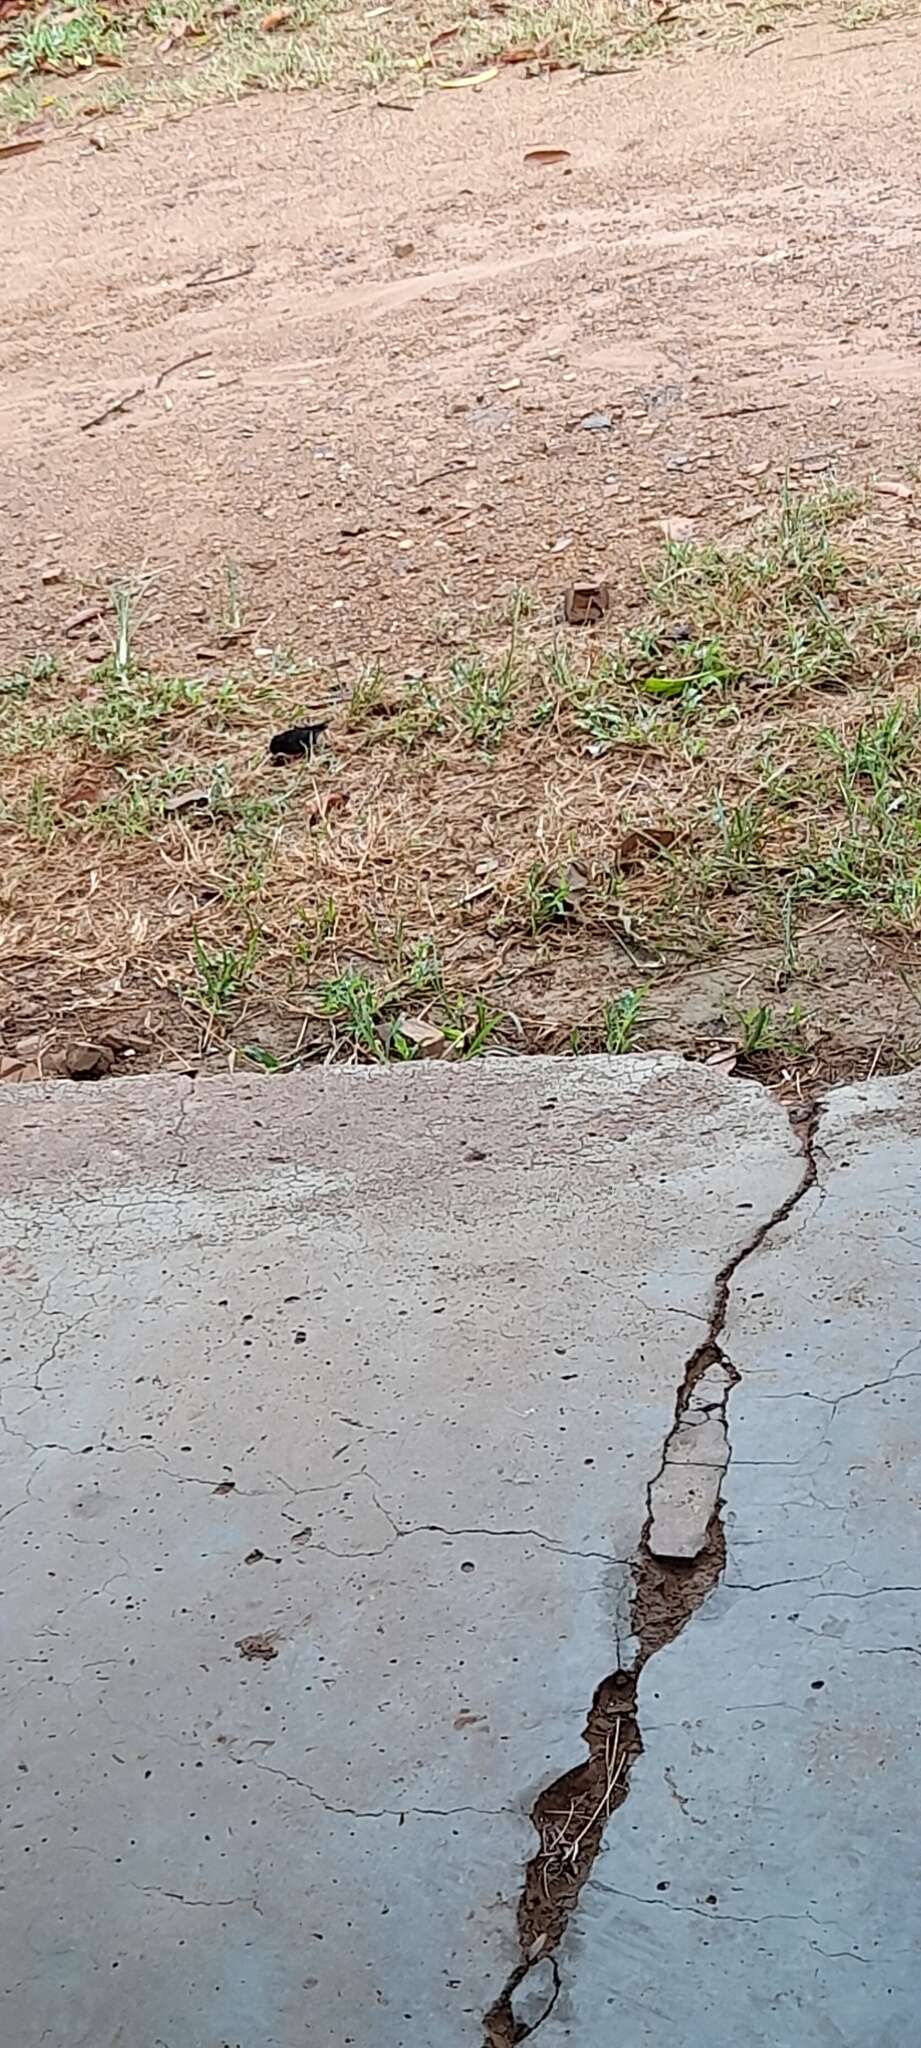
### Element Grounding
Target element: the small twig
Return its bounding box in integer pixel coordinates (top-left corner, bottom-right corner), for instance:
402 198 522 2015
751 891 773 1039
153 349 213 389
186 263 254 290
80 384 144 431
562 1724 626 1863
742 30 781 56
701 402 786 420
80 351 213 431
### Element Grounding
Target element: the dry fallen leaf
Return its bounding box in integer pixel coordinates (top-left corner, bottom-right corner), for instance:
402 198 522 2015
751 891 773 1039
62 602 104 633
260 6 292 27
0 136 44 159
614 826 679 870
429 21 461 43
524 147 571 165
163 787 211 815
396 1016 447 1058
874 478 911 501
437 65 498 88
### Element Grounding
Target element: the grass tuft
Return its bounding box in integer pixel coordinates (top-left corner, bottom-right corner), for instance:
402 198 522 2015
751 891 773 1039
4 487 921 1080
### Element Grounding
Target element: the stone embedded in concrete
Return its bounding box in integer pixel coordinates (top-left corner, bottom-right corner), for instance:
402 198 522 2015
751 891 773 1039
0 1056 800 2048
540 1071 921 2046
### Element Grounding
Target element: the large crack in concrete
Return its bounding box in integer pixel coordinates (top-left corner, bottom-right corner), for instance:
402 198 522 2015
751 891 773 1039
483 1099 819 2045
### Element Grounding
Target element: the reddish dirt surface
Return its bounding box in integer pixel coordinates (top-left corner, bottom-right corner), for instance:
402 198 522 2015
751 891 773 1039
3 19 921 668
3 17 921 1081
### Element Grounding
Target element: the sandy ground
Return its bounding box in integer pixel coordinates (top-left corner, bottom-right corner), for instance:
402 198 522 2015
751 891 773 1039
3 17 921 670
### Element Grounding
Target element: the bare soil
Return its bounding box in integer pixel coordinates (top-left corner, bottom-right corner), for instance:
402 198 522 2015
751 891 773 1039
3 15 921 1082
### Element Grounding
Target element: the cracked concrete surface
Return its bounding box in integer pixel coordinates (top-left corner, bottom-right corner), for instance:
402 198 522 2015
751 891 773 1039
0 1055 802 2047
2 1058 917 2044
539 1071 921 2045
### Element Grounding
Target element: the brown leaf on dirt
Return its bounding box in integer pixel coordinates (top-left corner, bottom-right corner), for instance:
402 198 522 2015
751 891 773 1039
614 825 679 870
498 43 545 63
429 22 461 44
0 137 44 160
308 788 349 829
524 147 571 165
236 1631 279 1661
260 6 291 28
396 1016 447 1057
62 602 105 633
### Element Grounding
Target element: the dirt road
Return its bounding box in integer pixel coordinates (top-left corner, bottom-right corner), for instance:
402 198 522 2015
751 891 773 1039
4 19 921 666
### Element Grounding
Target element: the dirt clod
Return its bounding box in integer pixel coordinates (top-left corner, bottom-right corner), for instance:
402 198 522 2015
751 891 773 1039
236 1632 279 1661
563 579 610 626
268 721 330 760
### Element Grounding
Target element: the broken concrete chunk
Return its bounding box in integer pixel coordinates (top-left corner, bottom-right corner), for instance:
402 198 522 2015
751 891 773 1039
509 1956 558 2032
685 1360 732 1413
666 1412 728 1467
648 1462 724 1561
647 1360 731 1559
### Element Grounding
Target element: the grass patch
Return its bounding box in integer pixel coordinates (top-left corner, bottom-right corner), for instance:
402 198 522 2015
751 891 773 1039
4 487 921 1078
4 0 122 76
0 0 877 136
602 985 646 1054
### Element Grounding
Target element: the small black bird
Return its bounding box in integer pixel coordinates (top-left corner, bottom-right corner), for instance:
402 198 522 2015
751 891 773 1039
269 720 330 763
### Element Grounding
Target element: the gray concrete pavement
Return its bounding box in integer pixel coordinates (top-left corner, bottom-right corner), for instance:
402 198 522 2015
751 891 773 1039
0 1058 918 2045
541 1072 921 2046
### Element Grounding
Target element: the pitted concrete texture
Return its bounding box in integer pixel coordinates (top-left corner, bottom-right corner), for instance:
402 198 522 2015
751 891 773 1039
540 1070 921 2046
0 1056 802 2048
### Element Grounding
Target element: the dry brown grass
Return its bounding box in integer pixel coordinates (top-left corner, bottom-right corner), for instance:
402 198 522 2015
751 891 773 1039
3 486 921 1082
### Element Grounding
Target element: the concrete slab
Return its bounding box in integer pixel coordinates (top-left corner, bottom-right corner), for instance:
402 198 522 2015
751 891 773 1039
540 1071 921 2045
0 1057 800 2048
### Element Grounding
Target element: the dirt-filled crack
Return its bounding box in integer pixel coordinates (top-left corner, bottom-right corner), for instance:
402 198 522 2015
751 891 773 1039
483 1101 819 2045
